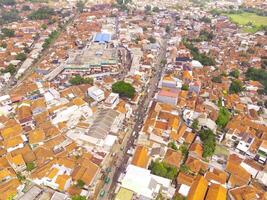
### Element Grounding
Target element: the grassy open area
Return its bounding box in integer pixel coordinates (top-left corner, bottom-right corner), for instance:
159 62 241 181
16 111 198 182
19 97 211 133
226 12 267 33
214 145 229 157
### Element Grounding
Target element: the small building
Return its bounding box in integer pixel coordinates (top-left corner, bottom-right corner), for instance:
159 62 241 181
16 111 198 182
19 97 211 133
104 92 119 109
87 86 105 102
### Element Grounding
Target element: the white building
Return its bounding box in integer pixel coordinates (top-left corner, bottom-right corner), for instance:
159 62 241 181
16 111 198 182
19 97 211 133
88 86 105 102
120 164 175 199
0 95 12 106
104 92 119 109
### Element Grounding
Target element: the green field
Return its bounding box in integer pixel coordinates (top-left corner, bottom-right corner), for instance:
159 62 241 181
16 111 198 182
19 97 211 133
226 12 267 33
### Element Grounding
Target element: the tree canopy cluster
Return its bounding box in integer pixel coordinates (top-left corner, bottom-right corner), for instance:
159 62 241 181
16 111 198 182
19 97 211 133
1 64 16 75
0 9 20 25
182 38 215 66
199 129 216 158
229 79 243 94
0 0 16 6
216 107 230 128
193 30 214 42
211 75 222 83
229 69 240 78
69 75 93 85
1 28 15 38
112 81 135 99
16 53 27 61
28 6 55 20
149 160 178 180
246 67 267 94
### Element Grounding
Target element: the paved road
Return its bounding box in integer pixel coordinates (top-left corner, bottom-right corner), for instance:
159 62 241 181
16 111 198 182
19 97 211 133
101 38 167 200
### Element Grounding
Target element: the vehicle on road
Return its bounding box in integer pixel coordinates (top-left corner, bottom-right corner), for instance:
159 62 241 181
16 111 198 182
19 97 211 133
100 190 105 197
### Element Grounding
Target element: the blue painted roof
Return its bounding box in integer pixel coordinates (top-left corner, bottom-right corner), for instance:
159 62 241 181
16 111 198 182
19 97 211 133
94 33 111 43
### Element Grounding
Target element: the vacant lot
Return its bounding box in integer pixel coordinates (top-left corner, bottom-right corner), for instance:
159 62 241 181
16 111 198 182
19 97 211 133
226 12 267 33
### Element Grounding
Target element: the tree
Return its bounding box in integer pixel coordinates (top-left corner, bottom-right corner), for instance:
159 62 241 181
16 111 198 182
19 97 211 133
212 76 222 83
1 28 15 37
76 0 85 12
112 81 135 99
0 0 16 6
165 25 171 33
168 141 178 150
145 5 151 13
0 9 20 24
181 84 189 91
41 24 48 30
229 79 243 94
246 67 267 94
199 129 216 158
148 36 156 43
229 69 240 78
26 162 35 171
0 42 7 48
69 75 93 85
191 119 199 131
216 107 230 128
179 144 188 157
149 160 178 180
153 6 160 12
22 5 31 11
16 53 27 61
76 179 85 188
179 164 190 174
71 195 86 200
16 172 25 181
1 64 16 75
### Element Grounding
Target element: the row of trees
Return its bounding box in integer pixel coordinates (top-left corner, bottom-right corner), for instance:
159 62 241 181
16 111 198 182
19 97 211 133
69 75 93 85
42 30 59 49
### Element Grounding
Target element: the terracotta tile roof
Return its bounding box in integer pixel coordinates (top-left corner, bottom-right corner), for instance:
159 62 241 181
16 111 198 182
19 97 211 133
0 178 20 200
187 176 208 200
80 161 99 186
206 183 227 200
229 185 266 200
189 143 203 158
183 131 195 144
29 128 45 144
176 172 196 186
10 145 36 163
55 174 70 191
131 145 150 168
1 124 23 140
3 135 23 149
164 149 182 168
7 154 25 167
226 154 251 187
205 168 227 185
